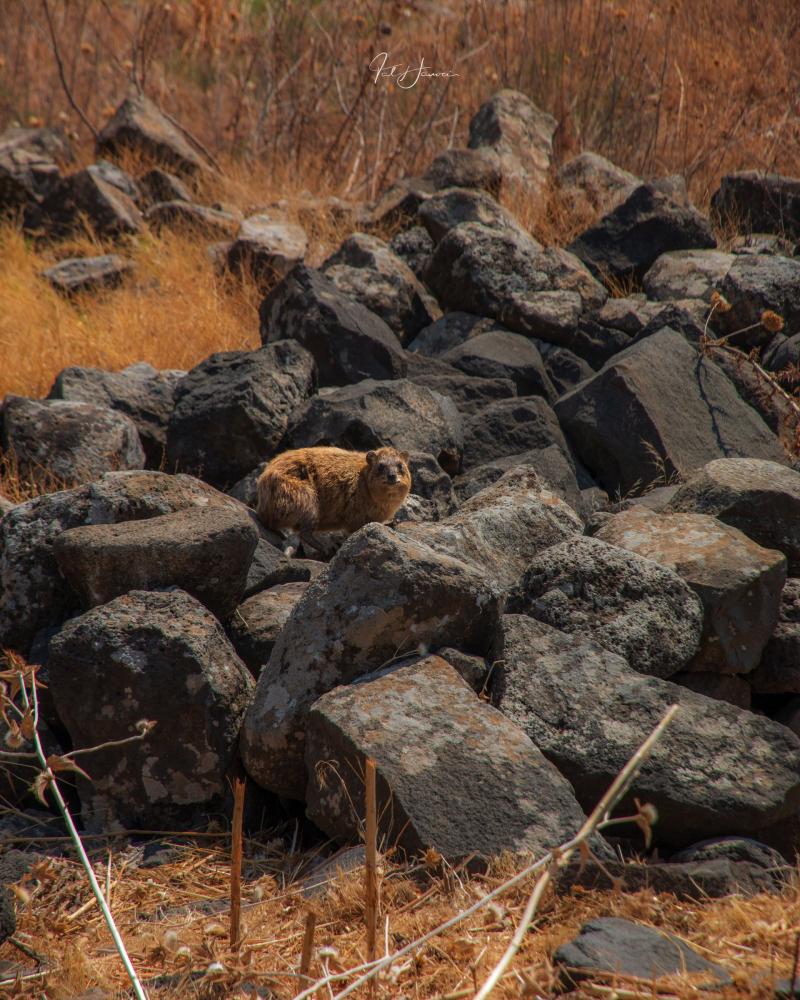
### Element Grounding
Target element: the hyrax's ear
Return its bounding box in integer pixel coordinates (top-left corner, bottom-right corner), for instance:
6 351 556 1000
399 451 410 464
366 450 377 466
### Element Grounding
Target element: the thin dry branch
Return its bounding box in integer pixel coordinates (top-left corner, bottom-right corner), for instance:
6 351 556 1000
17 666 149 1000
41 0 98 139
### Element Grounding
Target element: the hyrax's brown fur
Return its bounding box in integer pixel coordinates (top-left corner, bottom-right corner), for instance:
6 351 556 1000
256 446 412 535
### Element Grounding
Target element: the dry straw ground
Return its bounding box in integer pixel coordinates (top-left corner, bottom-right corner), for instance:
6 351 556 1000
2 2 800 996
2 829 799 999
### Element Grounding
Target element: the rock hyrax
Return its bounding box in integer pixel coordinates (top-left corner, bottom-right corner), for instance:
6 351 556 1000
256 446 412 535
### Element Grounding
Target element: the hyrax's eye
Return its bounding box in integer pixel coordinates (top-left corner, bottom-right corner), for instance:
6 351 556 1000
378 463 388 473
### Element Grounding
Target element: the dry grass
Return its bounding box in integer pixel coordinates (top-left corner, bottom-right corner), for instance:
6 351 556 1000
1 835 798 999
3 1 800 205
0 221 258 403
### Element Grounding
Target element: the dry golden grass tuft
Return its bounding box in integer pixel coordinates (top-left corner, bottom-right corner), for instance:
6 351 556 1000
0 220 261 403
1 836 798 998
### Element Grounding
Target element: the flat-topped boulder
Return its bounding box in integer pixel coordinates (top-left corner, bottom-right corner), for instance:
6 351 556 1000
306 655 593 862
47 589 253 830
1 395 144 485
665 458 800 573
54 505 258 622
596 507 786 673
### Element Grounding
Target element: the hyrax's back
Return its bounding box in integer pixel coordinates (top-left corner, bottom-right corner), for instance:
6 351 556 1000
256 446 411 534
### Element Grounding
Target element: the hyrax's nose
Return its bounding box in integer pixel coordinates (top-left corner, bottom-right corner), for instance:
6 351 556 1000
387 472 399 484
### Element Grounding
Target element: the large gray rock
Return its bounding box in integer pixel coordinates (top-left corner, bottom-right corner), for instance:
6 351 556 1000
441 330 556 401
53 505 258 622
240 523 500 799
388 225 434 281
42 254 134 296
259 264 407 386
404 352 516 413
507 535 703 678
643 250 735 303
0 126 63 210
138 167 192 205
0 470 244 653
492 615 800 844
593 294 666 336
418 186 521 243
533 340 594 395
321 233 440 343
454 444 583 514
595 508 786 673
48 361 183 468
48 590 253 830
711 171 800 240
227 215 308 288
306 655 591 862
462 395 570 470
553 917 731 988
400 467 581 591
165 340 315 488
96 94 207 176
665 458 800 574
423 147 502 196
284 378 463 476
426 223 606 347
228 582 309 676
1 395 145 485
35 165 143 238
716 255 800 346
568 183 716 283
145 200 240 239
557 152 639 213
555 328 787 495
749 579 800 694
468 89 556 200
406 311 489 357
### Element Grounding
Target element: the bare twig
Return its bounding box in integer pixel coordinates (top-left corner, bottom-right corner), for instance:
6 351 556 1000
300 911 317 982
158 105 223 174
64 723 156 760
364 757 379 997
230 776 246 952
18 668 149 1000
41 0 98 139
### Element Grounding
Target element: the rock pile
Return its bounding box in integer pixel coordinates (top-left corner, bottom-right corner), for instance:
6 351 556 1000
3 89 800 897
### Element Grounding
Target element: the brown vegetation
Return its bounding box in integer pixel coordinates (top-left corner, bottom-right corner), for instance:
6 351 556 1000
3 1 800 202
2 0 800 405
2 835 798 998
